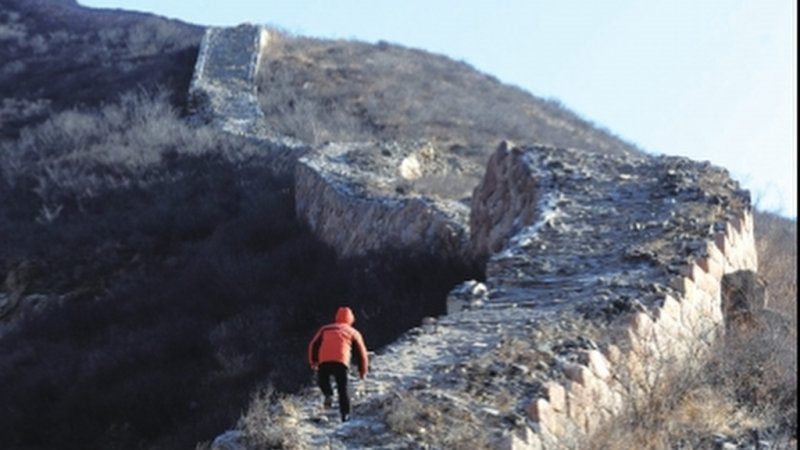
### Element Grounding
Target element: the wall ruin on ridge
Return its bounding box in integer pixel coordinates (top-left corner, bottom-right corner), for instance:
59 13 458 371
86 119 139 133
190 25 760 449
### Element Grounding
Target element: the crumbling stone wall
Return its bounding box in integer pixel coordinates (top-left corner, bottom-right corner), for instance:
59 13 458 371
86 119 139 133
188 24 268 136
471 141 542 259
294 141 471 259
188 24 309 176
192 25 761 449
469 143 756 449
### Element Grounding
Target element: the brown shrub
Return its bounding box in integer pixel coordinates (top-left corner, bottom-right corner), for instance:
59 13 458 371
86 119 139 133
256 29 640 160
586 211 797 449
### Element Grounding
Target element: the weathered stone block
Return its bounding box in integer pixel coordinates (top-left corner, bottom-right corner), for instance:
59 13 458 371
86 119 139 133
697 255 725 284
658 295 682 322
725 221 740 249
714 231 729 257
730 214 744 235
565 381 589 433
694 263 721 296
544 381 566 413
680 291 703 331
603 344 623 365
629 312 654 340
501 429 543 450
527 398 566 436
671 276 697 298
563 362 594 386
584 349 611 380
651 317 680 360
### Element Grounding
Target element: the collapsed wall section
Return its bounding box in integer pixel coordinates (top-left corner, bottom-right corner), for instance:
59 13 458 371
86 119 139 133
294 142 471 260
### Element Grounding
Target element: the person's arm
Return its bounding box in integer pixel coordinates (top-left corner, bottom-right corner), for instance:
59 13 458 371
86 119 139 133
308 328 323 369
352 330 369 379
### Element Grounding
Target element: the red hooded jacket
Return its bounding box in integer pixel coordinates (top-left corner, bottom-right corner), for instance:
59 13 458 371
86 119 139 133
308 307 369 378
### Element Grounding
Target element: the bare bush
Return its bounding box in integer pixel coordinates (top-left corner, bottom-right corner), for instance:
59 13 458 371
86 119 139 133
239 387 302 450
1 0 202 136
0 90 250 215
383 391 491 449
754 211 797 320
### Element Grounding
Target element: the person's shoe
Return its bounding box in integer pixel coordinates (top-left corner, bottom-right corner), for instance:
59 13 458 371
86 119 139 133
323 396 333 409
341 413 350 422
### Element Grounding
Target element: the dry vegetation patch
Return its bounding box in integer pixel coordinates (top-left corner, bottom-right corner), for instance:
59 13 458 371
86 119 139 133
256 29 639 160
0 91 481 449
383 390 492 449
586 212 797 449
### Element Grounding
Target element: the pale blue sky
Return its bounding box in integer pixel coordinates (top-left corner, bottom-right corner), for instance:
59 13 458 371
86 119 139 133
79 0 797 218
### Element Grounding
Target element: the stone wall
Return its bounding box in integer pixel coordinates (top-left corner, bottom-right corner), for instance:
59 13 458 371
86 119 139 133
188 24 268 136
188 24 309 176
294 142 471 259
191 26 761 449
520 212 757 448
471 141 543 259
469 144 757 449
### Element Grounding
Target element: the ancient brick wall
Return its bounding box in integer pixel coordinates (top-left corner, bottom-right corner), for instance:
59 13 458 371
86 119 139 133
471 143 756 449
192 26 759 449
188 25 309 176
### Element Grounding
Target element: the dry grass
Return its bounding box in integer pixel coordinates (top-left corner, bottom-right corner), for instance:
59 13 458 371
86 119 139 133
585 211 797 450
238 387 303 450
383 390 492 450
256 29 639 159
754 211 797 320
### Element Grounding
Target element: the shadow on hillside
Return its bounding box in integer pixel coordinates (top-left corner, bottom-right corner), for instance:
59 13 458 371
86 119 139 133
0 146 482 449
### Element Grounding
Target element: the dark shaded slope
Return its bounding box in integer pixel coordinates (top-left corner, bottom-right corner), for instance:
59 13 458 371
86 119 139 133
0 0 203 138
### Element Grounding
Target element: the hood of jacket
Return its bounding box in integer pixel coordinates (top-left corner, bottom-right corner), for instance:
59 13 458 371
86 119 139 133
335 306 355 325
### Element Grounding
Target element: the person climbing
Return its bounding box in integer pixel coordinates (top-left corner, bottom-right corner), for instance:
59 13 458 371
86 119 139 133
308 306 369 422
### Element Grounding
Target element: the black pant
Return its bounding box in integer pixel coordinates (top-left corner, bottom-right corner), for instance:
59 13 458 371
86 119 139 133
317 362 350 419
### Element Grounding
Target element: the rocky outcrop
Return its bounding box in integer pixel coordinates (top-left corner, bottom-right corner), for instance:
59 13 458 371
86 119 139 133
294 141 472 259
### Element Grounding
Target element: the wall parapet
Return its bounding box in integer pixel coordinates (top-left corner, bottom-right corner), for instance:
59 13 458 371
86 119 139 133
469 144 756 448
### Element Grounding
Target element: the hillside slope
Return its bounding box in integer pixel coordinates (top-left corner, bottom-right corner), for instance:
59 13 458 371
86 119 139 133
0 3 795 450
0 0 202 138
257 32 642 162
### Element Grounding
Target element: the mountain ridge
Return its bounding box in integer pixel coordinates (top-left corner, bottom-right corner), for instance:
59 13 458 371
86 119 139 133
0 3 795 450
